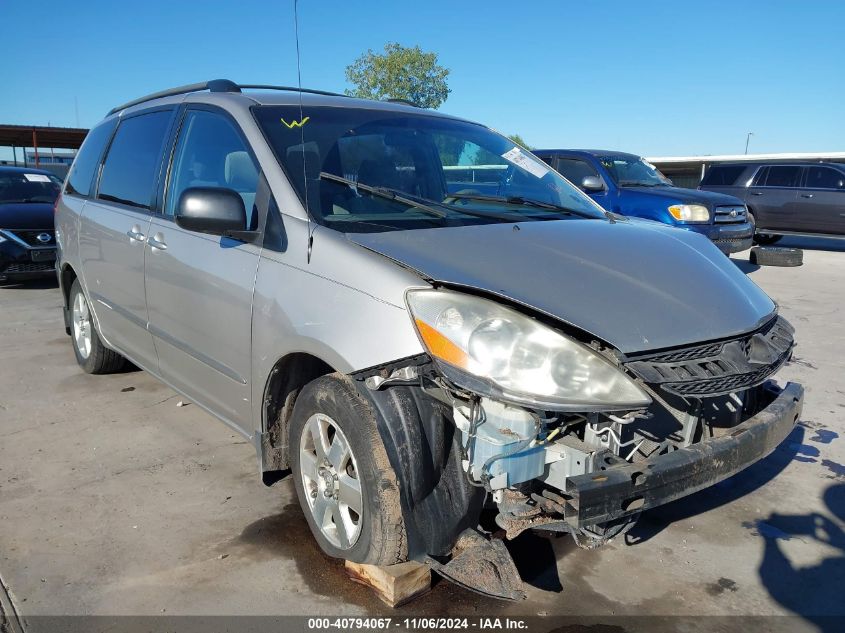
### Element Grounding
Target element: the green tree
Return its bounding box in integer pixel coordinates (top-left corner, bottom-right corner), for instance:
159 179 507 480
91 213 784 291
507 133 532 150
345 42 451 109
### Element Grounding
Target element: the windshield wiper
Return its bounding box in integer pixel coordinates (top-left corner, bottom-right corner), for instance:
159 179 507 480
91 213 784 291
319 172 448 218
447 192 607 221
319 172 523 223
618 181 663 187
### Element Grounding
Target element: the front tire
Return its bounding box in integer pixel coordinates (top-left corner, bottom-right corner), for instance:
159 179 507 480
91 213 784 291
69 279 126 374
289 373 407 565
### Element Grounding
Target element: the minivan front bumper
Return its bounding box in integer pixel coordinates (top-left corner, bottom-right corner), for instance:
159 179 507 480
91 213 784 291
562 381 803 528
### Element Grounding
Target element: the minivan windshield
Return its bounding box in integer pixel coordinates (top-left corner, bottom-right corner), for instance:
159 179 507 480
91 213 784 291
600 156 671 187
254 105 608 232
0 171 63 204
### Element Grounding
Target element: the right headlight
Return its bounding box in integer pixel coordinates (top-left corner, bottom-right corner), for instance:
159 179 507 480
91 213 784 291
406 289 651 411
668 204 710 222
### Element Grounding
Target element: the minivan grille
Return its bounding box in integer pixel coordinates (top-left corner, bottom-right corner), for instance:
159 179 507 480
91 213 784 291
714 205 747 224
624 316 794 398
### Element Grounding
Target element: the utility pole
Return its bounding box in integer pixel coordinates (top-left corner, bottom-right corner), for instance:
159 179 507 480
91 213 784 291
745 132 754 155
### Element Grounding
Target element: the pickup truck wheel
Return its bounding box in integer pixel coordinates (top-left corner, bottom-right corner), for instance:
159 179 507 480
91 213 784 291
69 279 126 374
748 212 782 245
289 373 407 565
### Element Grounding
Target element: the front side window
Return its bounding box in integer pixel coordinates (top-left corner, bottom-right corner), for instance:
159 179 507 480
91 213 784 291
98 110 172 210
253 105 606 233
66 119 117 197
0 171 62 204
599 156 671 187
165 110 258 224
763 166 802 188
555 158 600 188
806 166 845 190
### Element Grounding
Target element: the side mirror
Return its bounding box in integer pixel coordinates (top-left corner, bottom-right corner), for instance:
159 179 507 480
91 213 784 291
581 175 605 192
176 187 248 236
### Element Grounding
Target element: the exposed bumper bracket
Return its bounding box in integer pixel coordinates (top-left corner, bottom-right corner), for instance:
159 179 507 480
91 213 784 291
564 382 803 528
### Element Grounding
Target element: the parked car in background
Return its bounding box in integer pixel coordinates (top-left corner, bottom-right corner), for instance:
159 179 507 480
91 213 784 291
0 166 62 283
532 150 754 254
699 162 845 244
56 81 802 599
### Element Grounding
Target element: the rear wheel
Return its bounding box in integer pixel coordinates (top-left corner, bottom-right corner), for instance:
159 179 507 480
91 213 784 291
69 279 126 374
289 373 407 565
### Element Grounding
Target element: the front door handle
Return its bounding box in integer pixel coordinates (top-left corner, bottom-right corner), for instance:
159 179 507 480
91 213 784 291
126 227 145 242
800 193 814 198
750 192 763 196
148 235 167 251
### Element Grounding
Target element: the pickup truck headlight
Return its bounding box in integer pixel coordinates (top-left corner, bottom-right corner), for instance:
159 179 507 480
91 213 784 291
406 289 651 410
668 204 710 222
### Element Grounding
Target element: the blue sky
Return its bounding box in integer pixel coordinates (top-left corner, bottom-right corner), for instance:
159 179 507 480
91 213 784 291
1 0 842 158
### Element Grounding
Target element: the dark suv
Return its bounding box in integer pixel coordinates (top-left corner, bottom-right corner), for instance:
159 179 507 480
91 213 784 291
0 166 62 283
699 162 845 244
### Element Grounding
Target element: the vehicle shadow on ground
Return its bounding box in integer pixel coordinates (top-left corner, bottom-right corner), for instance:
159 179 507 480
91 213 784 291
776 236 845 253
624 424 805 546
0 276 58 290
754 483 845 633
730 256 761 274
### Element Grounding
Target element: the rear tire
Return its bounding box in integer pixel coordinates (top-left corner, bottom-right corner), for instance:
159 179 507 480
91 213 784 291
750 246 803 267
289 373 407 565
69 279 126 374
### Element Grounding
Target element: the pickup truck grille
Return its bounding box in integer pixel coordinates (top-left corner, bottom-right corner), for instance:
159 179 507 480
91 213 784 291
4 229 55 246
714 205 747 224
624 316 794 398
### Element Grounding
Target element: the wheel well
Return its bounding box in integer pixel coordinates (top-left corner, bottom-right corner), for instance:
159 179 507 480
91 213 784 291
261 352 335 479
60 264 77 308
60 265 78 335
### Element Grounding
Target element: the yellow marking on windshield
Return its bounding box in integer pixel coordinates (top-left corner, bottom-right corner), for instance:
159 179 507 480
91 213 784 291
281 116 310 129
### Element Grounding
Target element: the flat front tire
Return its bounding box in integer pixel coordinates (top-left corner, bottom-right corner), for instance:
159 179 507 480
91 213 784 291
69 279 126 374
289 373 407 565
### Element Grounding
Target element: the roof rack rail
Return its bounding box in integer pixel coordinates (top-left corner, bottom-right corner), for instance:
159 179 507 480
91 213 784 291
238 84 350 98
384 98 420 107
107 79 240 115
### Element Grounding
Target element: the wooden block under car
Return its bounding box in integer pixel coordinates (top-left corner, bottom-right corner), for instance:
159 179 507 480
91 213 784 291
344 560 431 607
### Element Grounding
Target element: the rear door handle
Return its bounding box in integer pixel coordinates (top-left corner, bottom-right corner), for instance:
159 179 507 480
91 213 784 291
148 235 167 251
126 227 145 242
800 193 814 198
750 192 763 196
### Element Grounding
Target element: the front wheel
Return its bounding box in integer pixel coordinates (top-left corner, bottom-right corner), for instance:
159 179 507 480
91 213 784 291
69 279 126 374
289 373 407 565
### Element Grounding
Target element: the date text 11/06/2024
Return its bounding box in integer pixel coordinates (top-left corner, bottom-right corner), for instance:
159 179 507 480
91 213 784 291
307 617 529 630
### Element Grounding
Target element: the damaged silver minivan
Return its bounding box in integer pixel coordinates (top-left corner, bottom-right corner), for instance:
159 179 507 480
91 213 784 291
56 80 803 599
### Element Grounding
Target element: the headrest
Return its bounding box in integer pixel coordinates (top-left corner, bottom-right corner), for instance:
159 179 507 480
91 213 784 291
224 151 258 190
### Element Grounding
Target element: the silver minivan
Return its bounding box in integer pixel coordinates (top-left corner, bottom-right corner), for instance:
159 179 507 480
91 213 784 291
56 80 803 598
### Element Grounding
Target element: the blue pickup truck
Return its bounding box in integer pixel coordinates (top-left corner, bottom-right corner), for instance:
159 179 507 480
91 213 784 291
531 150 754 254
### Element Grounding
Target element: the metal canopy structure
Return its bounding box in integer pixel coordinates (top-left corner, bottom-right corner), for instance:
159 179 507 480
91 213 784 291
0 124 89 168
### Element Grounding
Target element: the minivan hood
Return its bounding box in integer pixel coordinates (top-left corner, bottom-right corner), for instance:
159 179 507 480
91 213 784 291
0 203 55 230
348 219 775 354
620 185 743 208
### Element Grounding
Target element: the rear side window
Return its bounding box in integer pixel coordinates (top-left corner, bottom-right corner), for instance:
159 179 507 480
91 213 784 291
98 111 172 210
65 119 117 197
555 158 599 186
701 165 746 186
762 166 801 188
806 166 845 190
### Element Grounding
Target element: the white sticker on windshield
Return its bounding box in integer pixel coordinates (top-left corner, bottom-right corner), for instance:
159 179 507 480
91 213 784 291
23 173 51 182
501 147 549 179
